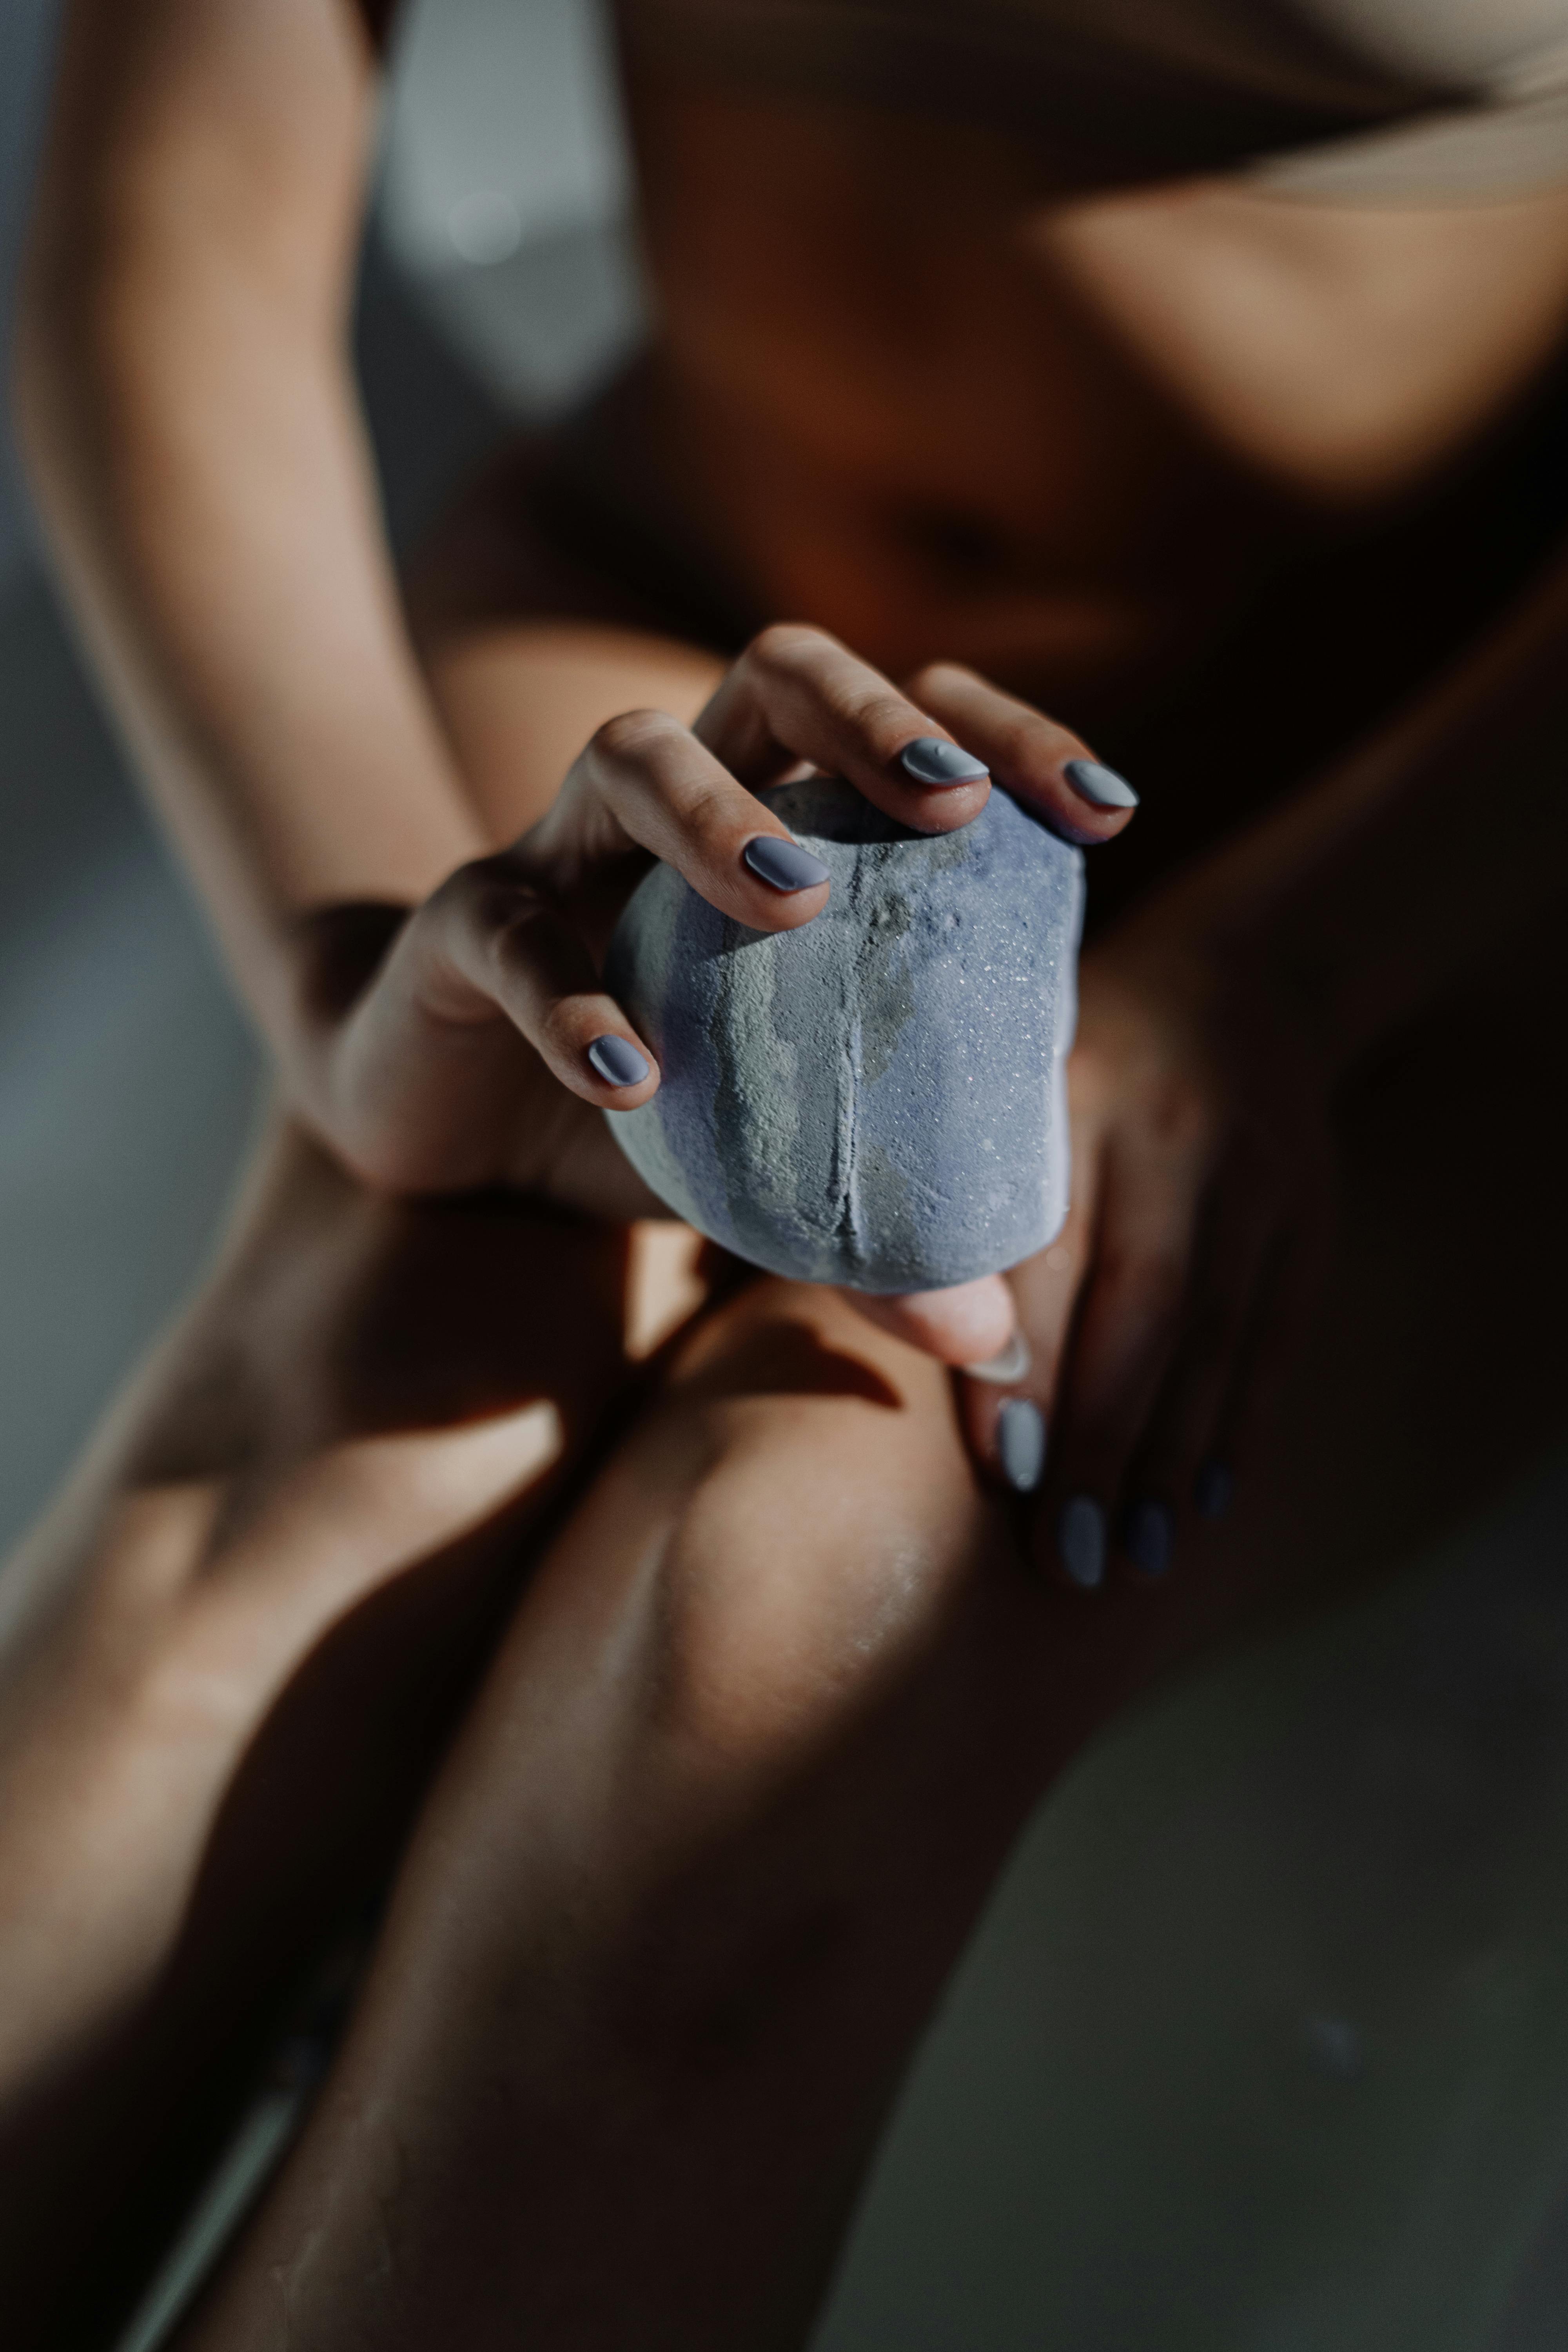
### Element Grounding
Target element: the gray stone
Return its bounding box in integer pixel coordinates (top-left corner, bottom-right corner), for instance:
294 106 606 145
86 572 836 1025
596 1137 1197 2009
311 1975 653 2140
603 777 1084 1292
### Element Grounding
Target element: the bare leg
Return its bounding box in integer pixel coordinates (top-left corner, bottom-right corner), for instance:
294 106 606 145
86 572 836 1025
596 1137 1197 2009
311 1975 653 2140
0 1130 712 2347
175 918 1568 2352
177 1277 1107 2352
5 486 1559 2348
9 941 1563 2350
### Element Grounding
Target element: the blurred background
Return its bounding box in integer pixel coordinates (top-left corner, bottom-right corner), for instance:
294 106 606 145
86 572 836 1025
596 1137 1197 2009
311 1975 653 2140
5 7 1568 2348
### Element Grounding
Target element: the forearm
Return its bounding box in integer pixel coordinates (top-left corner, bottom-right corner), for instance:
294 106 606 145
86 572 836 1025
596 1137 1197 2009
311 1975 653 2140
14 0 483 1065
1155 542 1568 1071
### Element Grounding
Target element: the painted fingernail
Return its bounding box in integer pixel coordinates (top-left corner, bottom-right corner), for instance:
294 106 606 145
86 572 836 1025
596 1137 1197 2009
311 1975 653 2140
997 1397 1046 1493
743 835 831 893
899 736 990 787
1194 1459 1235 1519
964 1329 1032 1385
587 1034 650 1088
1063 757 1139 810
1058 1495 1107 1589
1123 1499 1175 1579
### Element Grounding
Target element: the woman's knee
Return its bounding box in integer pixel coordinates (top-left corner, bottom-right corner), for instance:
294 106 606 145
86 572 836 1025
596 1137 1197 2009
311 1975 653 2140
387 1274 1013 2026
630 1281 1004 1776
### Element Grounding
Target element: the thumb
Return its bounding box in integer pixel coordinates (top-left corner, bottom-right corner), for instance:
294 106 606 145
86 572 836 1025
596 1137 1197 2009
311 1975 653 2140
846 1274 1017 1367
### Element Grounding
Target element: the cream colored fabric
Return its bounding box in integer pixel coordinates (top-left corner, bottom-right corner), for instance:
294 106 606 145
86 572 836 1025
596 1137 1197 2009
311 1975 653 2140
622 0 1568 196
1255 0 1568 193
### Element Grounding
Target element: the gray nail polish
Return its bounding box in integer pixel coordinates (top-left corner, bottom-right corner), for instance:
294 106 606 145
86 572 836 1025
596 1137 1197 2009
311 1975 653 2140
997 1397 1046 1493
1063 757 1139 810
1194 1459 1235 1519
964 1330 1032 1386
899 736 990 787
1059 1495 1107 1588
587 1034 650 1088
1123 1499 1175 1579
743 835 832 893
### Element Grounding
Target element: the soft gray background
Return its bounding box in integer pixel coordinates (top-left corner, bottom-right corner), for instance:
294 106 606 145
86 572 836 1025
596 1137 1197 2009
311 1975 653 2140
4 9 1568 2349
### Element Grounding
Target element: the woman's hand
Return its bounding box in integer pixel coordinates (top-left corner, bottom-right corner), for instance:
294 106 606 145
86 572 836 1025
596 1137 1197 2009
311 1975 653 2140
284 627 1134 1218
954 891 1339 1587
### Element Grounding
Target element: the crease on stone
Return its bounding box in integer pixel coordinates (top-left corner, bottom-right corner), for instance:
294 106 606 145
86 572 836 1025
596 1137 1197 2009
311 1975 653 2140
603 778 1084 1290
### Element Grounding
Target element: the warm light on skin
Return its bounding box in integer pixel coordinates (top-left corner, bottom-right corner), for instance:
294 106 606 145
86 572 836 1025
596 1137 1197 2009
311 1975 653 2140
1035 178 1568 503
625 1220 711 1361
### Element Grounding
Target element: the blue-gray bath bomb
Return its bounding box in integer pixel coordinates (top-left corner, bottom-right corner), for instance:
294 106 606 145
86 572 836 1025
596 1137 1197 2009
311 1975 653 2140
603 777 1083 1292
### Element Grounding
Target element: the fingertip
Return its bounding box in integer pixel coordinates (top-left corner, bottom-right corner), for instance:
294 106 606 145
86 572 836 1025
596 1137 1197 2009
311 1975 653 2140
1056 1493 1109 1590
1014 791 1132 851
1063 758 1139 814
1043 759 1139 848
854 1274 1015 1366
742 835 830 895
592 1076 662 1111
733 833 833 931
995 1395 1047 1494
982 750 1137 849
753 881 831 932
582 1031 661 1107
897 737 990 788
586 1033 651 1088
895 777 992 836
963 1327 1032 1386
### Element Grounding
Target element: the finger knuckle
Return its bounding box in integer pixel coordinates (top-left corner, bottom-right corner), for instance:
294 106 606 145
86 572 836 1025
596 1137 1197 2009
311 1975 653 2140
904 658 981 703
488 892 553 965
590 706 682 768
670 773 733 833
746 621 832 676
997 707 1078 773
844 686 922 752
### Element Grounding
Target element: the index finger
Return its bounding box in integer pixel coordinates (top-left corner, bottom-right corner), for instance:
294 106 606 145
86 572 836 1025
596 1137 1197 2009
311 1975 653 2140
694 624 994 837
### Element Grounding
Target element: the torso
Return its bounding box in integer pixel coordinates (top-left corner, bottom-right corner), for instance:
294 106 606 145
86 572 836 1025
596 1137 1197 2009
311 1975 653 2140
624 71 1568 712
411 0 1568 857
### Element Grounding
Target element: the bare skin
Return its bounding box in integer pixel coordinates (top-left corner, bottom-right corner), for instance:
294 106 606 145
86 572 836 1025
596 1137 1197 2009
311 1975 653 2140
0 1126 1177 2348
7 0 1568 2340
0 1138 660 2345
17 0 1568 1553
625 85 1568 679
1 882 1564 2348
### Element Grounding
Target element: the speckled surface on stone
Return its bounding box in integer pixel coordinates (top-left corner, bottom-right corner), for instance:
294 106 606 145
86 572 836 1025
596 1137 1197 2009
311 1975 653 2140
604 777 1084 1292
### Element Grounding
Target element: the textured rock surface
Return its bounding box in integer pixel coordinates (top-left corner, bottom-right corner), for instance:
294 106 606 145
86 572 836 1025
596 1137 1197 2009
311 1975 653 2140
604 778 1084 1292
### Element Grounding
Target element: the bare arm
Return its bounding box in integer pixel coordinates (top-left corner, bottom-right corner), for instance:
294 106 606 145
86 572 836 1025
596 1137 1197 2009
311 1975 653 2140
15 0 1138 1230
14 0 485 1049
